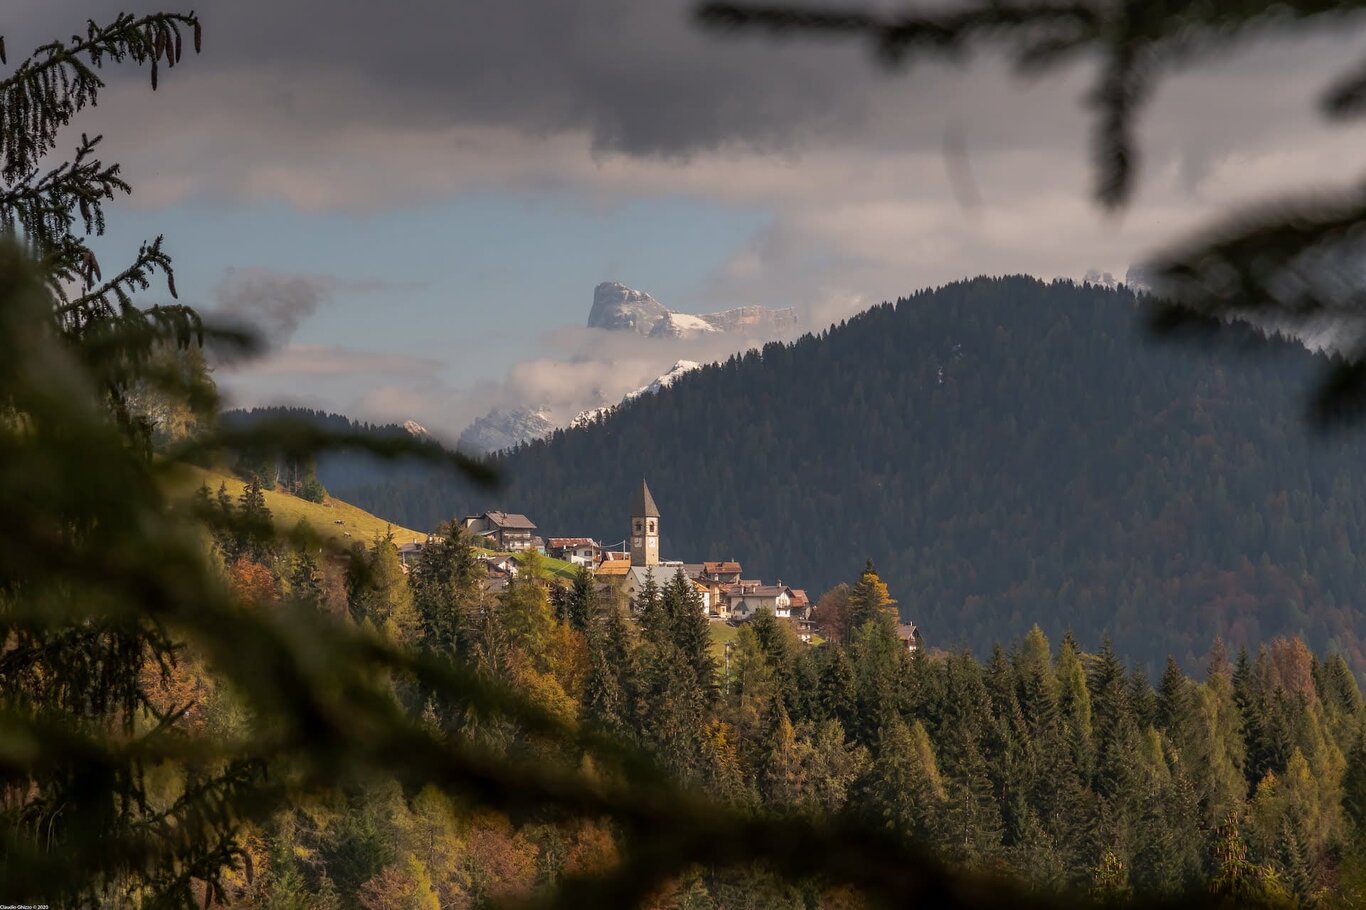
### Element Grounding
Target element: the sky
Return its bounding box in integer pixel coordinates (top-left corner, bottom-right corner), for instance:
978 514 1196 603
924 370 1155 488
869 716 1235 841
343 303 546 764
14 2 1366 436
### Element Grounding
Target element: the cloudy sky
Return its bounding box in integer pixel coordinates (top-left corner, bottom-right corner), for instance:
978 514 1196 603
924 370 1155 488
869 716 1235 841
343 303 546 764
13 2 1366 435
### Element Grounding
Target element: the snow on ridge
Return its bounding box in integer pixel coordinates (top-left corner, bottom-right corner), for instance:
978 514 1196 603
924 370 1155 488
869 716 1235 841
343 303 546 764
571 360 703 428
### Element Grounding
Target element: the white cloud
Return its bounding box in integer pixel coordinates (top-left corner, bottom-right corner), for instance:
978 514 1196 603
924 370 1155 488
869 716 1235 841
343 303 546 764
41 6 1366 432
223 343 441 378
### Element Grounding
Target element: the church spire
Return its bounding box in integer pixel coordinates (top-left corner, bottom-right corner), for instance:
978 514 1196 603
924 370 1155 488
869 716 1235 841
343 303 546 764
630 478 660 518
630 479 660 567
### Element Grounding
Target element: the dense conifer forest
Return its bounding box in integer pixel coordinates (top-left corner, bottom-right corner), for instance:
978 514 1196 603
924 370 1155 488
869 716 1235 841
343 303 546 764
326 277 1366 674
178 513 1366 907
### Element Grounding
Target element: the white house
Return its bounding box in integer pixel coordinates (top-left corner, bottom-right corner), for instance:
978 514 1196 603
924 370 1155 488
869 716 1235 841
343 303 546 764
725 584 791 621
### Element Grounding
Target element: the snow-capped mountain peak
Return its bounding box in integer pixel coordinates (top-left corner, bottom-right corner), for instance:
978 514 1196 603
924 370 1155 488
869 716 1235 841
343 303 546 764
402 419 431 438
456 407 555 456
587 281 670 334
571 360 703 428
587 281 797 338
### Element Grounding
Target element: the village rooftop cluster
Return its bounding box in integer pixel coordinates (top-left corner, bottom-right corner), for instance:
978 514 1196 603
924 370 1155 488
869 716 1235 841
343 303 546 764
401 480 840 643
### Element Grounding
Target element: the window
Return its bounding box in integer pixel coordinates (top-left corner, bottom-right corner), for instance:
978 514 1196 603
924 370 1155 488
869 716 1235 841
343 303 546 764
647 520 656 533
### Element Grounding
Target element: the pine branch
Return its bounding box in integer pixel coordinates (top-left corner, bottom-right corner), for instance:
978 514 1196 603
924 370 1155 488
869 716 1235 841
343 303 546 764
0 134 128 247
55 235 175 325
0 13 201 185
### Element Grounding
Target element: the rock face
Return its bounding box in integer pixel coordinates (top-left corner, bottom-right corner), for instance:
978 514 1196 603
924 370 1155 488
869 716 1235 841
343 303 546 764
587 282 671 334
571 360 703 428
700 304 799 335
456 407 555 456
587 281 797 339
649 312 720 339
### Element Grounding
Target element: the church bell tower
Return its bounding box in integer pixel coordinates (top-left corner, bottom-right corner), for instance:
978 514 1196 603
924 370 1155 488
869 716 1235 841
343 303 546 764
630 479 660 567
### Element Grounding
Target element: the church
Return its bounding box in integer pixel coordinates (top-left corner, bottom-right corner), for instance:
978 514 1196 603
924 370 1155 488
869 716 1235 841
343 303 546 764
629 478 660 567
585 479 822 637
619 479 675 602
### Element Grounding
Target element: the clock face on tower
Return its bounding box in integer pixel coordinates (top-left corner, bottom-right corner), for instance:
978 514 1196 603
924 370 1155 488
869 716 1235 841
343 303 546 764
633 537 642 548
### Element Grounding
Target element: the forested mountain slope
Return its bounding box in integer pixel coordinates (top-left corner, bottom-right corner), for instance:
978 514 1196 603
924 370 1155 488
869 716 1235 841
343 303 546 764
334 276 1366 672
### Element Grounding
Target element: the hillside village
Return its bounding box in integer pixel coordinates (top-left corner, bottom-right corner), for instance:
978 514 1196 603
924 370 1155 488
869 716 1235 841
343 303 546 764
400 479 920 650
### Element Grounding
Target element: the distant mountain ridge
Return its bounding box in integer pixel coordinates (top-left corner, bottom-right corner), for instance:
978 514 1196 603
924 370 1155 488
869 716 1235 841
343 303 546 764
456 408 555 456
571 360 702 428
328 276 1366 674
588 281 797 339
456 361 710 455
451 283 798 453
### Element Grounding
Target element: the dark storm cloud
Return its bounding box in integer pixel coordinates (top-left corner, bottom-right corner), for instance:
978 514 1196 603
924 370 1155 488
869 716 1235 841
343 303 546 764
11 0 901 155
15 0 1366 181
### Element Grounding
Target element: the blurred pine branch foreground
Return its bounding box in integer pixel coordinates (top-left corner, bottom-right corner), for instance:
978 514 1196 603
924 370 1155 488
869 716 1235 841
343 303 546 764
0 8 1363 910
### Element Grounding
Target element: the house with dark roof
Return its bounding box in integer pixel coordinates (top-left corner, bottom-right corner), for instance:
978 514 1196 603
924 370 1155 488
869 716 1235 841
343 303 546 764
897 622 922 653
461 511 538 552
547 537 600 566
724 583 792 622
701 561 742 584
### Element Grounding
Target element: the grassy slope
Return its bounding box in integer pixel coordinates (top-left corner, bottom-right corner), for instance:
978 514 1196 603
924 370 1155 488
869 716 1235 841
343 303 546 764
709 622 738 661
179 468 579 583
180 466 428 545
472 547 579 584
512 553 579 582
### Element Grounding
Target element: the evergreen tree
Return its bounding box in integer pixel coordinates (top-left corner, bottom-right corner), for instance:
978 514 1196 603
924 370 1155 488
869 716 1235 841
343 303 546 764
636 570 666 643
1275 817 1313 903
864 717 944 846
1057 634 1095 776
1014 625 1059 739
349 534 421 645
1197 639 1248 825
816 646 857 731
639 636 706 786
236 475 274 564
756 697 803 805
1156 656 1196 754
1209 819 1288 904
216 481 234 515
665 568 716 701
497 563 557 669
750 608 799 717
565 566 599 634
848 613 904 749
1344 725 1366 836
288 550 324 609
583 597 638 738
409 524 484 659
846 560 897 631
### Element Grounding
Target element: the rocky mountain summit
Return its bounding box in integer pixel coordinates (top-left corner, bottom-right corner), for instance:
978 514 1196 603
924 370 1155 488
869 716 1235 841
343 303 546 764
456 407 555 456
587 281 797 339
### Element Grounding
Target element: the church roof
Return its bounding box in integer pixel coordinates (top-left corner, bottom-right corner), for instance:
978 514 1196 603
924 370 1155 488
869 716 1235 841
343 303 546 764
630 479 660 518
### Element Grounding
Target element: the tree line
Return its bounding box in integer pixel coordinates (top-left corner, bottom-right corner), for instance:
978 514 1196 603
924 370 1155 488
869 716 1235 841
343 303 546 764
195 515 1366 907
